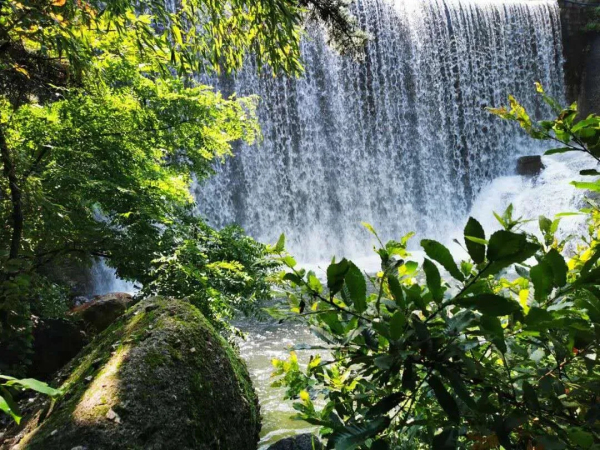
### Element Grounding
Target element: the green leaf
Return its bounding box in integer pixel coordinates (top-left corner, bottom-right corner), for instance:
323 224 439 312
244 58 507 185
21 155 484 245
539 215 553 235
479 315 507 353
522 381 540 411
535 436 566 450
568 428 594 449
545 248 568 287
458 294 520 316
433 428 458 450
388 276 405 309
365 392 404 418
303 272 321 294
281 255 297 268
525 307 554 329
571 181 600 192
582 246 600 275
530 261 554 301
423 258 443 302
327 259 349 295
0 387 21 424
6 378 61 396
421 240 464 281
362 221 379 239
283 272 303 285
486 230 539 274
464 217 486 264
439 368 478 411
544 147 572 155
274 233 285 252
580 169 600 176
401 360 416 392
389 310 406 340
429 376 460 423
345 262 367 313
330 416 391 450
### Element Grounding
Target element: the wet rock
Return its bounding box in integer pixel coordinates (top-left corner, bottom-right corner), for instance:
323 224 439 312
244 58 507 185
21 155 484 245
516 155 545 177
268 434 324 450
29 318 89 381
70 292 134 333
4 297 260 450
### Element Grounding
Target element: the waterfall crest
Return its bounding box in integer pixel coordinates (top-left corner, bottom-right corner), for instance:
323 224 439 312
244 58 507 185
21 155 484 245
195 0 565 263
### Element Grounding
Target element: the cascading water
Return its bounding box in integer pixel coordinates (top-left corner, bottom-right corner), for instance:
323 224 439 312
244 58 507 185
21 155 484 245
191 1 573 446
195 0 565 265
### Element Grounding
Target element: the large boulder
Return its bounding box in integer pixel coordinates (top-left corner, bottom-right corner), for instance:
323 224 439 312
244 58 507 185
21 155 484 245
5 297 260 450
70 292 134 333
267 434 323 450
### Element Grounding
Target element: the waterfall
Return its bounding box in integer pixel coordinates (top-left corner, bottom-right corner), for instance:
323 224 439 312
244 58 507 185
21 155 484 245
195 0 564 263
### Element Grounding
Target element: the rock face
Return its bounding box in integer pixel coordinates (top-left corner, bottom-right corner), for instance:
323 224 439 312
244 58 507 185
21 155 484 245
70 292 134 333
580 34 600 116
8 297 260 450
516 155 545 177
29 318 89 381
267 434 323 450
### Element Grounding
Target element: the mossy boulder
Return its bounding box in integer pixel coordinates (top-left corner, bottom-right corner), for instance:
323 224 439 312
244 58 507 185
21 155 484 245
8 297 260 450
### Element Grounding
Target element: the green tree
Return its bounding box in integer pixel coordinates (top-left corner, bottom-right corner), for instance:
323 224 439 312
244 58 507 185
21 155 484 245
270 89 600 449
0 0 366 373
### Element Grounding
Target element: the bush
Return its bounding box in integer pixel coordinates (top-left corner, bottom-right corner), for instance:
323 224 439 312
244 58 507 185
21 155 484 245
270 88 600 449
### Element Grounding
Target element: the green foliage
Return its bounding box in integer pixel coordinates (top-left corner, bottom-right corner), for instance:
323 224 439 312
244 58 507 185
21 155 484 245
0 0 366 88
0 374 61 424
270 92 600 449
140 224 276 330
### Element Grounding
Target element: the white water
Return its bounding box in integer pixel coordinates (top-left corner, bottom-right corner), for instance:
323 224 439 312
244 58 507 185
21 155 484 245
197 1 590 446
196 0 565 265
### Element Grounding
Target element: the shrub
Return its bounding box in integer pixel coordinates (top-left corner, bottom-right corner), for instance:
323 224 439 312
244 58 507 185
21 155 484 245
270 88 600 449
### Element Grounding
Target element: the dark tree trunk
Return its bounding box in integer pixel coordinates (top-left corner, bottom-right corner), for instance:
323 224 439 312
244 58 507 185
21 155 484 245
0 125 23 260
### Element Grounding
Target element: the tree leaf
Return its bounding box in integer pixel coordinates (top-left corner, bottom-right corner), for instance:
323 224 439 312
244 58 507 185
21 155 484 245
327 259 349 295
479 315 507 353
389 310 406 340
522 381 541 411
486 230 539 274
387 276 405 309
330 416 390 450
433 428 458 450
274 233 285 252
423 258 443 302
458 294 520 316
429 375 460 423
544 147 572 155
464 217 485 264
365 392 404 418
530 261 554 301
421 240 464 281
545 248 568 287
345 262 366 313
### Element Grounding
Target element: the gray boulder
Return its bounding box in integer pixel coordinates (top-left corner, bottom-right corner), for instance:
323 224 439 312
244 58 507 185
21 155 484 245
4 297 261 450
516 155 545 177
70 292 134 333
268 433 323 450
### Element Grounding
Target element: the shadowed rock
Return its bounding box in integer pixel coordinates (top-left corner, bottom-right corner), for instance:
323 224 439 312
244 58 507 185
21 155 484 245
3 297 260 450
268 434 324 450
516 155 545 177
70 293 134 333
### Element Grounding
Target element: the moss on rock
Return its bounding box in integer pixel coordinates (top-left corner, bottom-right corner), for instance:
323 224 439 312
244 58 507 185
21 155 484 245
8 297 260 450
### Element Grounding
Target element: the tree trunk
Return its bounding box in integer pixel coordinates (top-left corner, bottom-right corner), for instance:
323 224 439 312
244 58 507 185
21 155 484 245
0 125 23 260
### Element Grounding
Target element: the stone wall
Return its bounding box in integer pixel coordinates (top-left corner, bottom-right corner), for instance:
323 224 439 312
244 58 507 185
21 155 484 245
558 0 600 113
